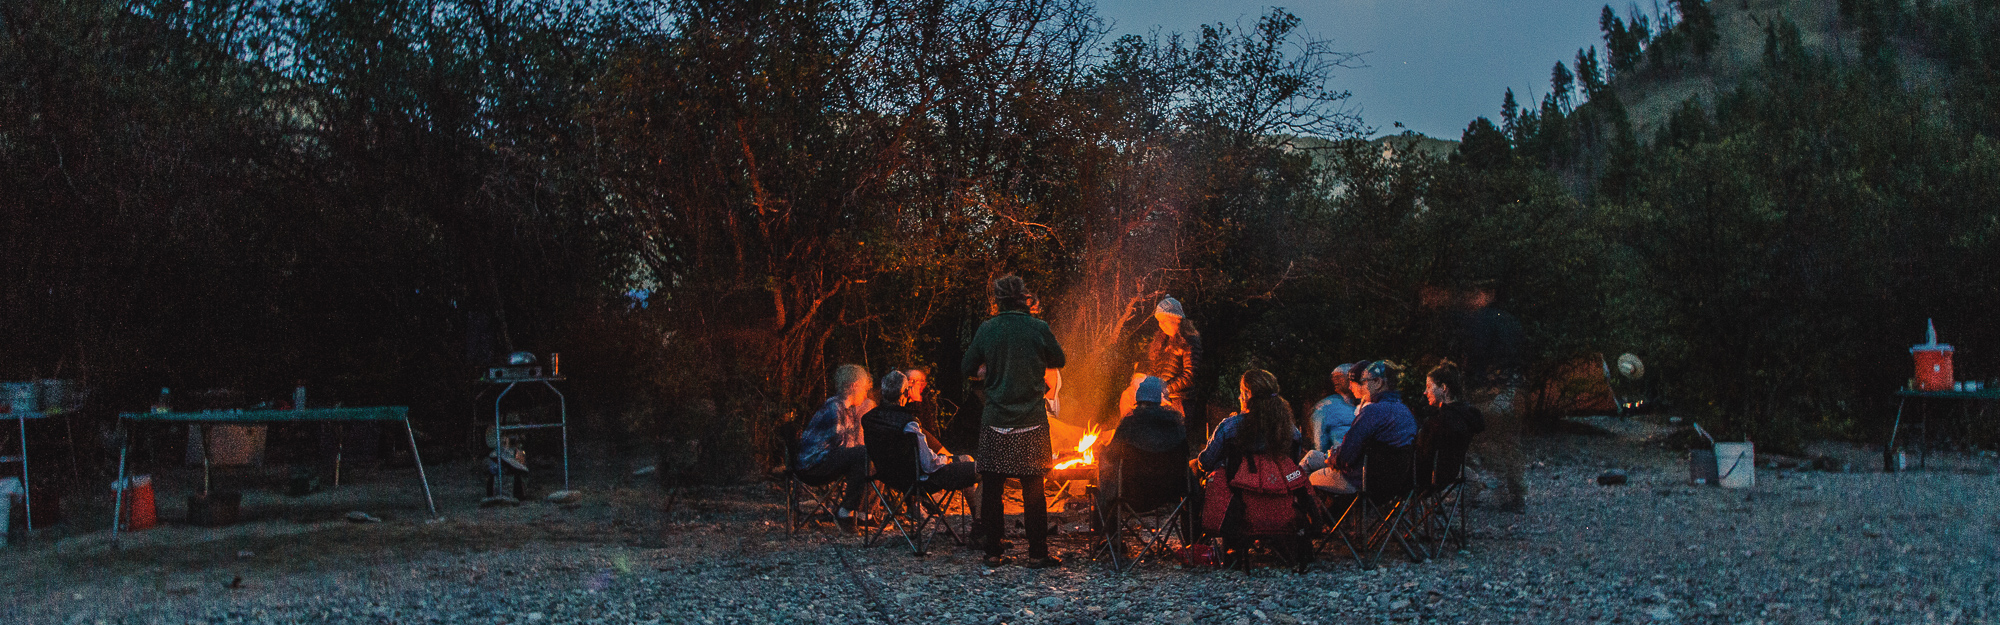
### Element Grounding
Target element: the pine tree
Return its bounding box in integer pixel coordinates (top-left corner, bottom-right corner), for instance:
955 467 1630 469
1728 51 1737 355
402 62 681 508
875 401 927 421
1577 46 1606 101
1601 5 1641 76
1551 61 1576 112
1501 88 1521 139
1673 0 1719 62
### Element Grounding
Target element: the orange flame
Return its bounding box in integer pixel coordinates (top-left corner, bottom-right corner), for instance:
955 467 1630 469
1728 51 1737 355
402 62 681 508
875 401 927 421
1052 429 1101 470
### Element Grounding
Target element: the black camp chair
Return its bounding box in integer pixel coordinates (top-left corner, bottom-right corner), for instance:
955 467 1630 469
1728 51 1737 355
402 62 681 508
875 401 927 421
862 419 969 555
1314 443 1422 568
1406 426 1477 555
1094 441 1196 572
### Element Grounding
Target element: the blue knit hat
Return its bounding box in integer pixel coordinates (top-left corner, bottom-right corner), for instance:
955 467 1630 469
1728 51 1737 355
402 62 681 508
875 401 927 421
1154 296 1185 318
1135 376 1166 403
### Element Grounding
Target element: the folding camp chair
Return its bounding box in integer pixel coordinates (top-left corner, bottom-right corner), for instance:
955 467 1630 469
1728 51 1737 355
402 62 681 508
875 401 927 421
1093 442 1196 572
862 418 969 555
783 466 850 535
1406 477 1469 555
778 431 850 535
1201 453 1315 571
1405 428 1477 556
1313 444 1425 568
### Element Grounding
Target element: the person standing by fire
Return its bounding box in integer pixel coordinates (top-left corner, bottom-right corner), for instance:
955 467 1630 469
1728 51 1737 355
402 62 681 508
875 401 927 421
1134 296 1202 430
961 274 1067 568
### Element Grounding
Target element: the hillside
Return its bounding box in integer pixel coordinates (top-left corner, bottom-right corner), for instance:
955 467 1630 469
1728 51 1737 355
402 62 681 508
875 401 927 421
1610 0 1949 140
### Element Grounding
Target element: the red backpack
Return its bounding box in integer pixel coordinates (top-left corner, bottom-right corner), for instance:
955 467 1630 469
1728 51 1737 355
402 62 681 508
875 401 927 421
1202 453 1309 536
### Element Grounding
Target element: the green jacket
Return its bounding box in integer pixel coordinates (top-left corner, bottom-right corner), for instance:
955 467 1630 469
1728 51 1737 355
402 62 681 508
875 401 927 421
961 310 1067 429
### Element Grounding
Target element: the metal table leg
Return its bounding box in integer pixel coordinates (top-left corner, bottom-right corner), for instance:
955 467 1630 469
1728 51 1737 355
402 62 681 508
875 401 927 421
542 380 570 490
112 424 129 540
16 414 28 532
404 418 438 518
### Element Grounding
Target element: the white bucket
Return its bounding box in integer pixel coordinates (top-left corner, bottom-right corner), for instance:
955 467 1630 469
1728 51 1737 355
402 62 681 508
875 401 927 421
1714 442 1755 489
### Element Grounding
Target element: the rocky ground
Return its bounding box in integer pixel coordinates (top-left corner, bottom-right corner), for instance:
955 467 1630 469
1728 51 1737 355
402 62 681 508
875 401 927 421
4 416 1997 625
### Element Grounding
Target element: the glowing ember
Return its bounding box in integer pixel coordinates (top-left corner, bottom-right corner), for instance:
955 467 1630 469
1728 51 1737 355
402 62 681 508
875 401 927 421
1052 429 1101 470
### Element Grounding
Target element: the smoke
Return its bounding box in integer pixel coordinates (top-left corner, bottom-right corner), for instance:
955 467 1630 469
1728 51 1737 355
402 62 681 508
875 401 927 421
1044 150 1194 448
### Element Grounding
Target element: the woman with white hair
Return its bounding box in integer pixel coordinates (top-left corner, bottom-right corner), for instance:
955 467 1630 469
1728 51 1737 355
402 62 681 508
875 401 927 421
796 364 876 529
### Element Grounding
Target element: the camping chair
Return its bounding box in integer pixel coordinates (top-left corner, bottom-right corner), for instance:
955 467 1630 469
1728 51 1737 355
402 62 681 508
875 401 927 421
1351 444 1426 566
778 430 848 535
1313 444 1425 568
1405 430 1476 556
1093 441 1196 572
1202 452 1315 571
862 420 968 555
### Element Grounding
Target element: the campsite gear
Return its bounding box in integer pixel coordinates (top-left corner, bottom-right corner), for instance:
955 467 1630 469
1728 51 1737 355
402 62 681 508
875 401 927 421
112 475 157 531
186 424 267 466
113 407 436 539
477 370 570 494
1714 442 1755 489
1911 319 1954 392
187 491 242 527
1202 453 1309 536
1690 448 1719 484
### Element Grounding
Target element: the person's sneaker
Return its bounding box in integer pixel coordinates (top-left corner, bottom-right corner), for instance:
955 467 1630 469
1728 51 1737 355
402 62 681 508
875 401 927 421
1022 555 1063 569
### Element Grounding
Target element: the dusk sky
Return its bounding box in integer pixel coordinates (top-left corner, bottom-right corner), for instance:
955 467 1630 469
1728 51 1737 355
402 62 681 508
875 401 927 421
1092 1 1620 139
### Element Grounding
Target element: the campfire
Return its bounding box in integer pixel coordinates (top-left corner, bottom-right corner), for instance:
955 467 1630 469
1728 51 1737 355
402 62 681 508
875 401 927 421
1052 428 1102 470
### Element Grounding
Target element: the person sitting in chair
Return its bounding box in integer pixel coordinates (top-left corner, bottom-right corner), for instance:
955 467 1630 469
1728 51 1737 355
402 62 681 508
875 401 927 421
1307 360 1417 495
797 364 875 529
1416 361 1485 489
864 371 978 512
1096 376 1189 535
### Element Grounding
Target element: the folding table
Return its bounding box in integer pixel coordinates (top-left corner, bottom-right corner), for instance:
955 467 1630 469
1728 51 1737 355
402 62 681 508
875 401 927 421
1888 388 2000 470
112 406 436 537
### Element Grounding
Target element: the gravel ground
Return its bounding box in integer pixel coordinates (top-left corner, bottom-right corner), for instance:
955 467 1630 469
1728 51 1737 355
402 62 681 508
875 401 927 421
5 417 1997 625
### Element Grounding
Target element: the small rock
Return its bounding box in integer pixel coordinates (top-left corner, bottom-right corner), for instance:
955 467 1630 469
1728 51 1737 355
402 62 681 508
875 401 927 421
1270 613 1301 625
632 465 657 476
1389 599 1411 610
235 550 254 558
1597 470 1628 486
1646 606 1674 620
345 511 382 523
526 612 545 621
1037 597 1063 608
545 490 583 504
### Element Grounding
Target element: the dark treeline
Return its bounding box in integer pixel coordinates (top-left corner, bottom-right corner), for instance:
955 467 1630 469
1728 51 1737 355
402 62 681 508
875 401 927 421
7 0 1987 482
1458 0 2000 448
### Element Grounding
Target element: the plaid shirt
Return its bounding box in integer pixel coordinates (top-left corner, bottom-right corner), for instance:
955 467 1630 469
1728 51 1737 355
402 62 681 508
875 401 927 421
797 396 866 470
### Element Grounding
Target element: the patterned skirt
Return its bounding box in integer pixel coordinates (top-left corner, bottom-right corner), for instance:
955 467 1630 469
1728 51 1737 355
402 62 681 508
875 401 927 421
977 426 1051 477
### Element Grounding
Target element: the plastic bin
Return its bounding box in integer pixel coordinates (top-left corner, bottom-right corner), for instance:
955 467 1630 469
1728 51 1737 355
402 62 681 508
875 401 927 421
1912 345 1954 392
